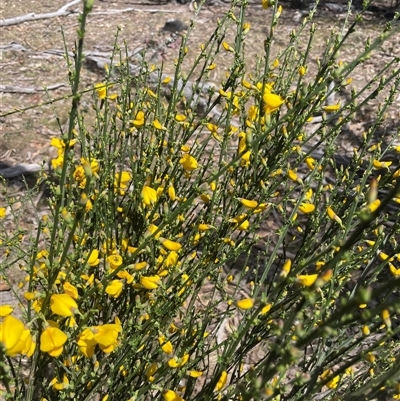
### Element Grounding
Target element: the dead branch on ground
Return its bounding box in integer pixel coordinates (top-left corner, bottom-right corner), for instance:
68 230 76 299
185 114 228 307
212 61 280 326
0 0 81 27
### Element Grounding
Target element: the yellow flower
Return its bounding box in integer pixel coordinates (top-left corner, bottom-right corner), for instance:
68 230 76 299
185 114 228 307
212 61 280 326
236 298 254 310
132 111 145 127
140 275 161 290
142 185 158 206
168 185 176 201
165 251 179 268
95 83 108 99
0 305 13 317
77 328 97 357
163 390 185 401
40 326 68 357
0 315 35 357
0 207 6 219
298 203 315 214
240 198 258 209
159 335 173 354
323 103 341 113
188 370 203 378
63 282 79 299
50 375 69 391
298 66 307 76
373 159 392 169
107 254 123 270
153 119 167 130
175 114 186 122
161 238 182 252
327 206 343 226
93 323 121 353
261 0 270 9
281 259 292 278
179 154 198 172
263 92 284 114
389 263 400 277
260 303 272 315
367 199 380 213
50 293 78 317
215 371 228 391
222 41 234 52
114 171 132 190
88 249 100 266
297 274 318 287
105 280 124 298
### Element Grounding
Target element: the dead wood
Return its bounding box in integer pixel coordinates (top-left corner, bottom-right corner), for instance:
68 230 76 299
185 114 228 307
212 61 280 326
0 0 81 27
89 7 181 15
0 83 66 94
0 163 42 178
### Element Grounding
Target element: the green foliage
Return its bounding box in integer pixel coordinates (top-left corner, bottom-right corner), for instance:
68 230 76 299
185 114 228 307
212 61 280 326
1 0 400 400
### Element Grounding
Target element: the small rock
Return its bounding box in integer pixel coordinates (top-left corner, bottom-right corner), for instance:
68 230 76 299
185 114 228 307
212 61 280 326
162 19 188 33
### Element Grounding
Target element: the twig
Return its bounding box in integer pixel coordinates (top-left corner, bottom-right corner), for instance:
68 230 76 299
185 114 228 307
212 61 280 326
0 83 66 94
0 0 81 27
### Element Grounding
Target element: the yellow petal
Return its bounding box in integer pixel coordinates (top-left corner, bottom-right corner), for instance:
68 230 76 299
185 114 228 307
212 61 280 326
236 298 254 310
161 239 182 252
298 203 315 214
297 274 318 287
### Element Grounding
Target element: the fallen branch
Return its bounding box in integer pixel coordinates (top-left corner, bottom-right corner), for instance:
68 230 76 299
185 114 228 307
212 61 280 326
0 83 66 94
90 8 180 15
0 0 80 27
0 163 42 178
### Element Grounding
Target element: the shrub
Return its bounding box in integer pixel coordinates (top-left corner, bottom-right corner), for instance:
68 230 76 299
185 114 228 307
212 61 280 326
1 0 399 400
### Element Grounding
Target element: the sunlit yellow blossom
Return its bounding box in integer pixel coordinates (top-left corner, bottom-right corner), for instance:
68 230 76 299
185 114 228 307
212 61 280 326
222 41 234 52
106 280 124 298
175 114 186 122
299 66 307 76
40 326 67 357
50 293 78 317
0 305 13 317
163 390 185 401
107 254 123 270
63 282 79 299
260 303 272 315
236 298 254 310
327 206 343 226
132 111 145 127
297 274 318 287
263 92 284 115
298 203 315 214
87 249 100 266
373 159 392 169
159 335 173 354
188 370 203 378
215 371 228 391
0 207 6 219
240 198 258 209
179 154 198 171
50 375 69 391
140 275 161 290
281 259 292 278
95 82 108 99
367 199 381 213
168 185 176 201
76 328 97 357
261 0 270 9
142 185 158 206
114 171 131 191
323 103 341 113
161 238 182 252
389 263 400 277
0 315 35 357
153 119 167 130
93 323 121 353
305 156 319 170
